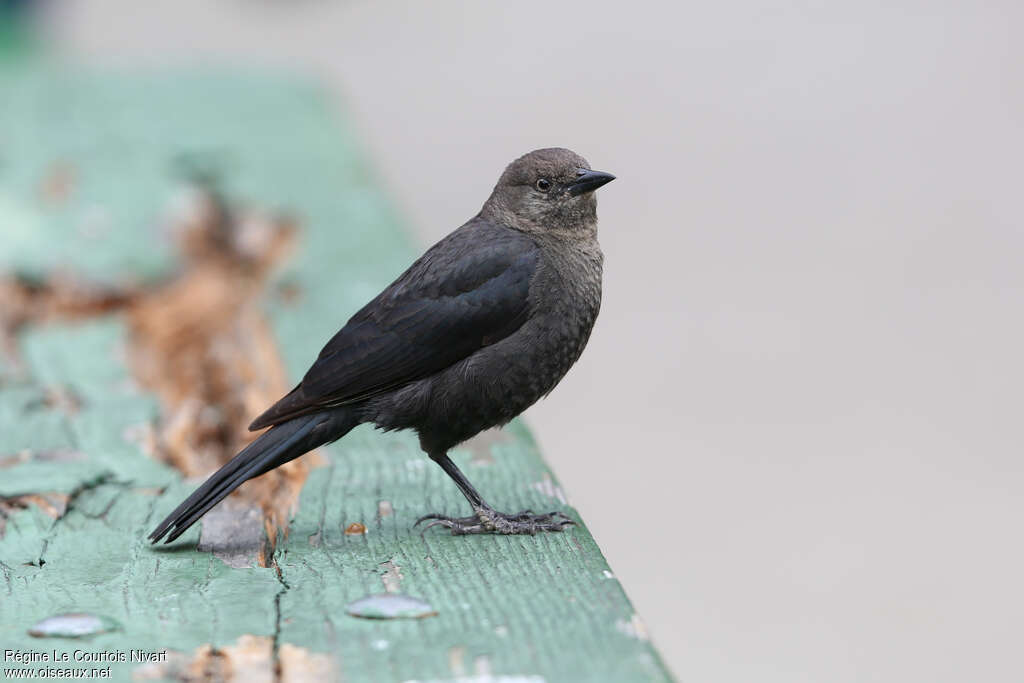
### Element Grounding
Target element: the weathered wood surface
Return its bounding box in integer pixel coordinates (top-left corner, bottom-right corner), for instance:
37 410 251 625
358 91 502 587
0 66 673 682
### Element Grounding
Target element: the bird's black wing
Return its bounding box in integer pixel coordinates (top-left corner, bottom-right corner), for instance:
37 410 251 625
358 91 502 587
249 221 538 430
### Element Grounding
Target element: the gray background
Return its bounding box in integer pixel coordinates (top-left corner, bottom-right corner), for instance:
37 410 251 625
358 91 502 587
41 2 1023 681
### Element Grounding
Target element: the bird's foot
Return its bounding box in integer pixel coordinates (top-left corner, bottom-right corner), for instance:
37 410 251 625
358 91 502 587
415 506 575 535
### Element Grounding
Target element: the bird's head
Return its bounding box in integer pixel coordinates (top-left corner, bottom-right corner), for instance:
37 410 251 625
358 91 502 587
482 148 615 235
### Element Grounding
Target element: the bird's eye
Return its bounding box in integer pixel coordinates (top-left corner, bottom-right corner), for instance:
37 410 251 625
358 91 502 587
535 178 552 192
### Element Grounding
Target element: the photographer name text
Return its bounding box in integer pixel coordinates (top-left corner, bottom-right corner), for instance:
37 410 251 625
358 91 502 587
4 649 167 665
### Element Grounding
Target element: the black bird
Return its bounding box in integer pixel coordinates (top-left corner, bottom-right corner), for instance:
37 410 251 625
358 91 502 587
149 148 614 542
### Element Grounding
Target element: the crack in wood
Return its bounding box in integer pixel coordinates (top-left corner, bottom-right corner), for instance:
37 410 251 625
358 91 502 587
272 558 291 683
0 473 122 567
36 474 122 565
0 558 13 595
21 385 84 415
0 492 70 539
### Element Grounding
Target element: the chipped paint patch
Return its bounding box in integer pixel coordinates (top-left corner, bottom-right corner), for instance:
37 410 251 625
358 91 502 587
24 385 83 415
345 593 438 620
615 613 650 641
0 492 70 538
380 558 403 593
461 428 512 466
1 182 310 566
473 655 492 676
121 422 157 458
134 634 274 682
278 642 336 683
448 645 466 675
530 473 567 505
133 639 335 682
377 499 394 518
0 449 86 469
197 498 267 568
28 613 121 638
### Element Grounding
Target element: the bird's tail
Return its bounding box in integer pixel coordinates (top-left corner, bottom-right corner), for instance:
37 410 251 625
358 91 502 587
149 409 356 544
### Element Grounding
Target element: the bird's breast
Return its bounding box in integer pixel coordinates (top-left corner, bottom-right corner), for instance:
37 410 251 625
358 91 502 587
374 239 603 450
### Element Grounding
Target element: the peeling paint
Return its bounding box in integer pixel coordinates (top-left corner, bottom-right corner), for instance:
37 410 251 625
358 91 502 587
2 181 309 567
0 492 70 536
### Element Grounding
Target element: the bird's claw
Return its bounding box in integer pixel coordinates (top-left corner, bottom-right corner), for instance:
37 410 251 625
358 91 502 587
415 507 576 536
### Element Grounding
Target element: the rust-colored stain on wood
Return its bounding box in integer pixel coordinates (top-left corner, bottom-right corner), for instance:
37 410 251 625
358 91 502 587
343 522 367 536
37 161 78 206
0 274 135 366
133 635 334 683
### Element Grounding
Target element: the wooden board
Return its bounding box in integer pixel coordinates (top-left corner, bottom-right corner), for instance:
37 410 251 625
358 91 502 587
0 65 673 682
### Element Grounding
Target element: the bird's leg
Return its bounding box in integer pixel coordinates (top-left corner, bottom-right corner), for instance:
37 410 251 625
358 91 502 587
415 451 575 535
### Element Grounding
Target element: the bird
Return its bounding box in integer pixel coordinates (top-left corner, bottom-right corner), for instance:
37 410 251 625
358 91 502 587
149 147 614 543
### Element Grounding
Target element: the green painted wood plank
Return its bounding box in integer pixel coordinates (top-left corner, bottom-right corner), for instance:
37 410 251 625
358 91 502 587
0 67 673 682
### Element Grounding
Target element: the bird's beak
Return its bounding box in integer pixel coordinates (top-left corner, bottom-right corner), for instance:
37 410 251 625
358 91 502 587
567 168 616 196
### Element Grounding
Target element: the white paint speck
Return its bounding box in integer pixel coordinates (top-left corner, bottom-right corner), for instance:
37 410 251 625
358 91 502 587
529 473 568 504
473 655 492 676
615 613 650 641
371 639 389 651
